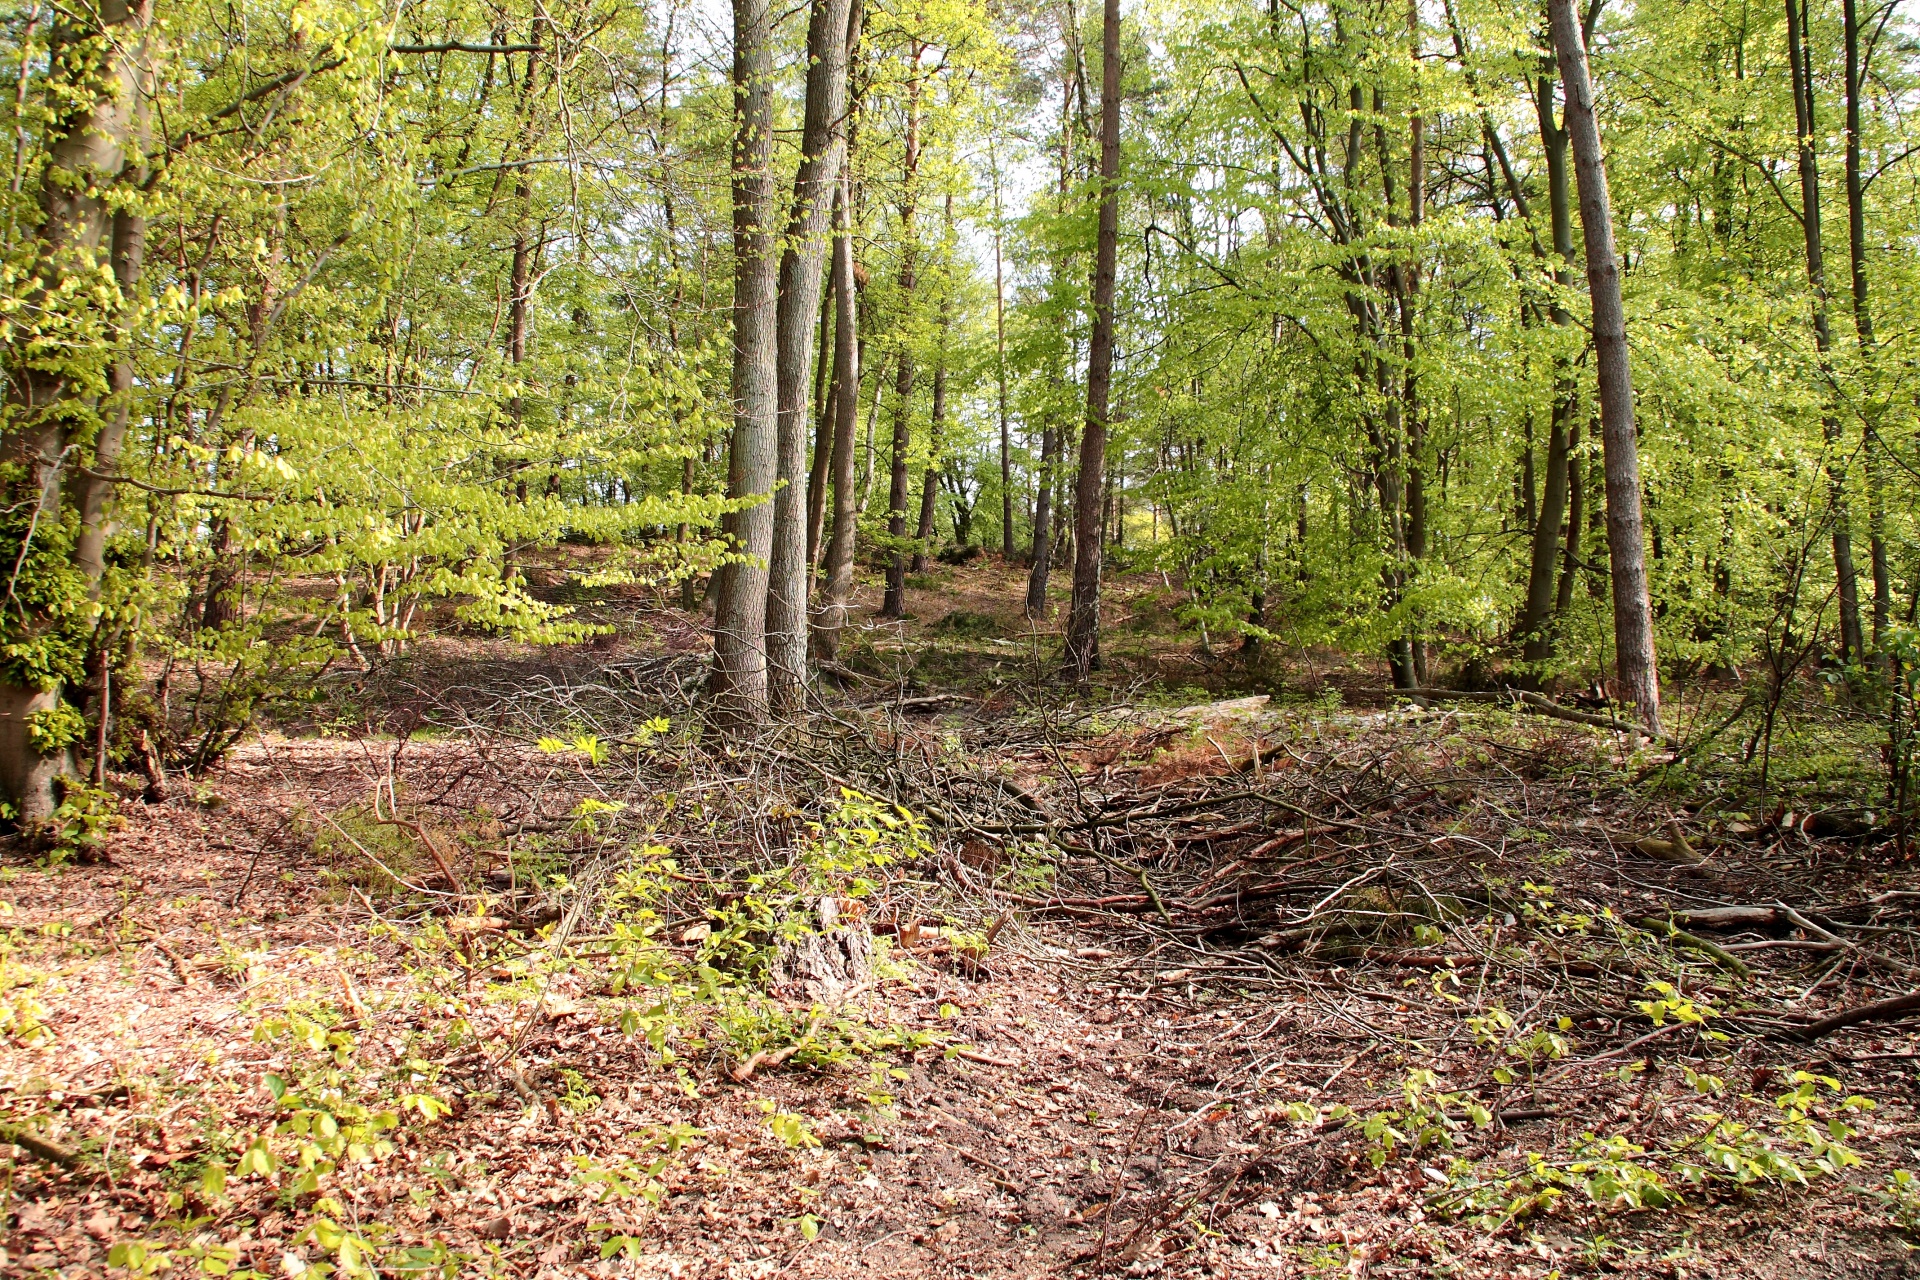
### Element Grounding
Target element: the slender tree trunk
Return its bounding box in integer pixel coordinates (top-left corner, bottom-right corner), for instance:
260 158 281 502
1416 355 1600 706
1402 31 1429 689
1518 74 1578 669
1029 39 1076 623
1025 426 1057 617
913 350 944 573
707 0 780 731
1843 0 1888 650
1549 0 1660 730
913 249 950 574
879 66 921 620
881 347 914 617
993 151 1014 560
766 0 857 713
1554 421 1584 620
805 290 835 578
1064 0 1122 682
814 178 862 659
857 346 879 515
1785 0 1864 665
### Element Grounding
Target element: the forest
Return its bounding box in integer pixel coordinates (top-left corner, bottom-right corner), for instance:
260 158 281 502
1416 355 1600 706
5 0 1920 1274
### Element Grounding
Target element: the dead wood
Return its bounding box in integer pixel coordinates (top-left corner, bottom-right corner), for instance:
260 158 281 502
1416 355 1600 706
0 1121 77 1166
1790 988 1920 1041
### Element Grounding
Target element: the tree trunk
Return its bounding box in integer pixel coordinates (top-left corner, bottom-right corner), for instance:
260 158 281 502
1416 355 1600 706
1548 0 1661 730
0 0 150 820
1025 426 1057 617
813 180 862 660
1518 72 1578 670
72 123 150 592
879 68 921 620
1064 0 1122 682
993 154 1014 560
707 0 781 732
1554 420 1584 620
1842 0 1888 651
913 275 950 574
1785 0 1864 665
1402 36 1429 689
805 292 835 578
880 348 914 618
766 0 857 714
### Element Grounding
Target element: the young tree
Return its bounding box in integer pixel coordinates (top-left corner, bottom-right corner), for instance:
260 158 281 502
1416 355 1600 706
1548 0 1660 730
879 56 924 621
1063 0 1121 681
1785 0 1865 665
990 137 1014 560
814 176 863 658
1841 0 1888 649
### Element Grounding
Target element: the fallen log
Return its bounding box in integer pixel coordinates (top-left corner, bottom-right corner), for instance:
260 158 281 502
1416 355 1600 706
1670 905 1779 930
1790 989 1920 1041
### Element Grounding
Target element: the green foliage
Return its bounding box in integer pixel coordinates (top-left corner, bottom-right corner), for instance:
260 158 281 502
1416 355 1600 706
25 702 84 754
1430 1071 1872 1230
38 778 124 861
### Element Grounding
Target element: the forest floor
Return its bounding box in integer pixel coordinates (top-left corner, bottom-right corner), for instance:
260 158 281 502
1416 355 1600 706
6 556 1920 1279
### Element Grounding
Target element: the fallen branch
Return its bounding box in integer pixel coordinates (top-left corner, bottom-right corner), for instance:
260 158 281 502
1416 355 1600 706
949 1046 1020 1068
1790 989 1920 1041
1670 905 1778 930
0 1120 77 1165
1638 917 1751 978
145 934 199 987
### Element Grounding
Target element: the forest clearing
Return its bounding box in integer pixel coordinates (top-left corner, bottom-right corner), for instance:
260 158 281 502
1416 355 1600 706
6 0 1920 1273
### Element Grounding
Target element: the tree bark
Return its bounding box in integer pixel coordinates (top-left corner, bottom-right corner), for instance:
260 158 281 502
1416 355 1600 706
766 0 857 714
707 0 781 732
1548 0 1661 730
1064 0 1122 682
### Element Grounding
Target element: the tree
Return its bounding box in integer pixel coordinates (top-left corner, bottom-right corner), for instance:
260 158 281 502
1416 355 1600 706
766 0 859 714
708 0 781 732
1548 0 1660 730
814 176 863 659
879 50 924 621
1785 0 1864 665
1064 0 1121 681
0 0 152 819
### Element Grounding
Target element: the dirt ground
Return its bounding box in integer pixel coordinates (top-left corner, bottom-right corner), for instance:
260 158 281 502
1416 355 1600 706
7 564 1920 1278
